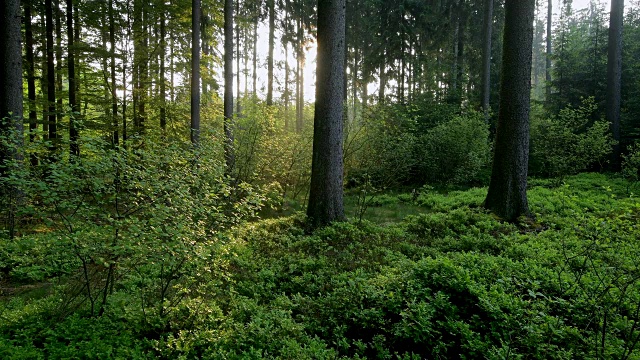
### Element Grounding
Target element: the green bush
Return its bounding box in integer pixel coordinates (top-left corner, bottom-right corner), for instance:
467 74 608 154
416 112 492 185
622 142 640 185
530 97 614 179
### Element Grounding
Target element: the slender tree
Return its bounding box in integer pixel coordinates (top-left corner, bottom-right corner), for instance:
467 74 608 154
224 0 235 171
484 0 535 221
480 0 493 119
607 0 624 169
67 0 79 156
25 2 38 166
192 0 201 144
159 5 166 132
546 0 552 102
109 0 119 146
267 0 275 105
307 0 346 229
45 0 57 152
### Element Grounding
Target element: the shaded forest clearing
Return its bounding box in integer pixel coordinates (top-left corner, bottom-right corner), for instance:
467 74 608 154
2 172 640 359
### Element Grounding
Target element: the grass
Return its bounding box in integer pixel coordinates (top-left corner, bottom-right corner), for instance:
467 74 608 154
2 173 640 359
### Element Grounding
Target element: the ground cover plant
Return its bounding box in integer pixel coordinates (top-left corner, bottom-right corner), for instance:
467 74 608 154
2 173 640 359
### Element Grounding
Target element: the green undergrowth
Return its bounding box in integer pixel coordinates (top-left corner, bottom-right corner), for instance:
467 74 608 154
2 173 640 359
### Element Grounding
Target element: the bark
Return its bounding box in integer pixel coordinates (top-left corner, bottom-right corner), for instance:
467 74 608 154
481 0 493 119
252 15 258 97
191 0 201 144
484 0 535 221
110 0 119 146
46 0 57 152
236 0 241 114
267 0 275 105
606 0 624 170
546 0 552 102
456 1 466 100
159 7 166 132
224 0 235 171
0 0 24 174
283 0 290 129
25 3 38 166
378 51 386 104
307 0 346 229
67 0 79 157
41 15 49 140
55 0 63 136
295 17 304 133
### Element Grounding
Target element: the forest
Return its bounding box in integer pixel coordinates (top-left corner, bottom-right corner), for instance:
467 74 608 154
2 0 640 357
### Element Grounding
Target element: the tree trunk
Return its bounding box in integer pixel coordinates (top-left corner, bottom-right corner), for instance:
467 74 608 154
67 0 79 157
55 0 63 139
45 0 57 153
545 0 552 102
0 0 23 175
606 0 624 170
481 0 493 119
378 52 386 104
109 0 119 146
252 15 258 97
224 0 235 171
296 17 304 133
236 0 242 114
159 8 166 132
456 1 465 101
484 0 534 221
267 0 275 105
191 0 201 144
41 15 49 141
25 3 38 166
307 0 346 229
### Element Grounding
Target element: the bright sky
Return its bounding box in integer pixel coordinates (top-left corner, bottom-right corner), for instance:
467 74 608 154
219 0 618 103
574 0 612 11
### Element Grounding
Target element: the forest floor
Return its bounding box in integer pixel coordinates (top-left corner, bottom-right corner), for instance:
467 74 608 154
2 173 640 359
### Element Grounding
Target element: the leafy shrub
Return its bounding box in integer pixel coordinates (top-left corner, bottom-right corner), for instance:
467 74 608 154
415 112 492 185
347 105 418 187
530 97 614 179
622 142 640 185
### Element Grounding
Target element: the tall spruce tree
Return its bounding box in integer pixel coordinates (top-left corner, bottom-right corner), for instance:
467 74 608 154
307 0 346 229
484 0 535 221
0 0 24 176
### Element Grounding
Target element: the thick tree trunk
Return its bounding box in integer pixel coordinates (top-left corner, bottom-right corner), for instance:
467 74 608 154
307 0 346 229
224 0 235 171
484 0 534 221
25 3 38 166
606 0 624 170
267 0 275 105
192 0 201 144
481 0 493 119
67 0 79 157
0 0 24 175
